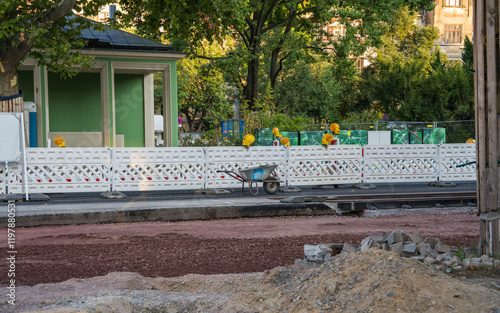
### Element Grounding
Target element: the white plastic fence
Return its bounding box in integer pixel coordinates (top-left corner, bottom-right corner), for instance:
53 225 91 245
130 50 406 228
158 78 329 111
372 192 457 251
1 144 476 195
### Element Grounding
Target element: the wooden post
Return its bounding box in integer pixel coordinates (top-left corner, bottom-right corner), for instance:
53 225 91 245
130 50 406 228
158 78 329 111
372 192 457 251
475 0 500 255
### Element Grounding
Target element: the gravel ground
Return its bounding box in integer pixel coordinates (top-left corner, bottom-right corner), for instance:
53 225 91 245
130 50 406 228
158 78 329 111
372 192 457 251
1 206 499 312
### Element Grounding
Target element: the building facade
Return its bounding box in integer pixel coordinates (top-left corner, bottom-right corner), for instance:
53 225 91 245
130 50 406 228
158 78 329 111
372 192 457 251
420 0 473 60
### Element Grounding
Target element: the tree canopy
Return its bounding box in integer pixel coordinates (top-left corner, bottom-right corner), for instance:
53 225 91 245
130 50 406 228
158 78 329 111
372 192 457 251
118 0 435 110
356 7 474 122
0 0 110 97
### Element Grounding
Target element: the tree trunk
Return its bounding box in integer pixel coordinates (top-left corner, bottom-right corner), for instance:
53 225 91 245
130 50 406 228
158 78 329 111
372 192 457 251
244 51 260 111
0 65 19 98
269 48 281 91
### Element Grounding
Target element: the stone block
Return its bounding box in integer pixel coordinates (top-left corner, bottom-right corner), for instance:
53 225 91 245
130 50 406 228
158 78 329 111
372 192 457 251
410 233 423 244
480 255 492 263
402 243 418 257
423 257 437 265
361 238 381 252
480 261 494 268
343 243 357 253
401 231 411 242
470 258 481 270
443 260 453 267
462 258 471 268
418 244 432 256
304 244 332 262
387 231 404 245
370 233 387 243
428 249 440 259
435 242 451 254
389 242 404 255
436 255 447 264
412 256 425 262
423 237 439 249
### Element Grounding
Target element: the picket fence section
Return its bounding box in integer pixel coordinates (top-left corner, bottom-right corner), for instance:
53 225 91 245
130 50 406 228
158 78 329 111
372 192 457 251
2 144 477 195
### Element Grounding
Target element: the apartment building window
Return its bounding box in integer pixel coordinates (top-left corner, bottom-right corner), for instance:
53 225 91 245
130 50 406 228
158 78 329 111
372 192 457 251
444 25 462 44
445 0 461 6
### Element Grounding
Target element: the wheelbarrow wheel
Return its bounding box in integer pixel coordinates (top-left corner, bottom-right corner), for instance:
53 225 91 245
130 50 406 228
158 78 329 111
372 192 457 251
263 177 280 194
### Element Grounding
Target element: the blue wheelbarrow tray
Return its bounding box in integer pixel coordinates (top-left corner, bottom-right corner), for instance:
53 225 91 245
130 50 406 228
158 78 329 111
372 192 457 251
238 164 279 182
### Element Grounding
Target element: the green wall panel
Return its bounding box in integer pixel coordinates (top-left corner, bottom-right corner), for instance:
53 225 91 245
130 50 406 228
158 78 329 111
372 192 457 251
115 74 144 147
18 70 34 102
48 72 102 132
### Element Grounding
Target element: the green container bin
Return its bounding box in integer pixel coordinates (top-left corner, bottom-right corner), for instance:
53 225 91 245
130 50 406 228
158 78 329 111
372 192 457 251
422 128 446 144
410 131 423 144
254 128 274 146
391 129 409 144
337 130 368 145
299 131 325 146
280 131 299 146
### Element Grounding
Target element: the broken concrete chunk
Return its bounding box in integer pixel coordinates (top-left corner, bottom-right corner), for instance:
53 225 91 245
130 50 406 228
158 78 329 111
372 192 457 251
361 238 381 252
342 243 357 253
370 233 387 243
389 242 404 255
423 257 437 265
418 243 432 257
410 233 423 244
435 242 451 254
304 244 332 262
423 237 440 249
386 231 404 245
402 243 418 257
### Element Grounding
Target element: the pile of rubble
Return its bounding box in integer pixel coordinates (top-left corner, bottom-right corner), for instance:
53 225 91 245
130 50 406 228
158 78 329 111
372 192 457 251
304 230 500 273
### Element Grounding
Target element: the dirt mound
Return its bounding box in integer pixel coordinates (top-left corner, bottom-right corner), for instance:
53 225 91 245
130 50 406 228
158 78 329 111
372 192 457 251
7 249 499 313
251 249 500 312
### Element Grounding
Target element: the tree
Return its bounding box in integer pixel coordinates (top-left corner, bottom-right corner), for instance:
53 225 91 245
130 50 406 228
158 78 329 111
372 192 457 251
117 0 435 110
358 7 475 123
0 0 110 97
358 7 438 120
176 42 234 132
274 60 341 122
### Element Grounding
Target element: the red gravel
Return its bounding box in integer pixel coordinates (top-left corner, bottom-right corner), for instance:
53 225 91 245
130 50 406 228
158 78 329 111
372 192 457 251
0 208 480 286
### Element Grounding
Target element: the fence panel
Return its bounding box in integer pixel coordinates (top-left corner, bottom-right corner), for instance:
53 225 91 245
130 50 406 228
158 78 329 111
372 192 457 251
439 144 477 181
205 146 287 188
288 145 363 186
8 148 111 194
112 148 205 191
1 144 478 195
364 145 438 183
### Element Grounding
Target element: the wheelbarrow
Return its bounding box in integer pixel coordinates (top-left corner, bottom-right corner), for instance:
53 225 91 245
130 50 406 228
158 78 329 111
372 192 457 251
217 164 281 195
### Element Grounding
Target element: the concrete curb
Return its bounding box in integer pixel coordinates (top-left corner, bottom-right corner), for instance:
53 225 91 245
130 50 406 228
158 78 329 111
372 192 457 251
0 202 340 228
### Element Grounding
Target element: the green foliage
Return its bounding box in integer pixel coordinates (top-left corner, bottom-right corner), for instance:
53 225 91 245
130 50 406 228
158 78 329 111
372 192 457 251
164 40 235 132
461 36 474 72
118 0 435 111
341 110 382 124
178 130 242 147
453 247 467 262
274 61 342 123
0 0 112 96
358 7 474 122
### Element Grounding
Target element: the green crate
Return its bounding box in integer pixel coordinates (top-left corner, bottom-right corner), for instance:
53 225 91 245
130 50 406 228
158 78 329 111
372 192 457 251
391 129 409 144
336 130 368 145
410 131 423 144
299 131 325 146
254 128 274 146
280 131 299 146
422 128 446 144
